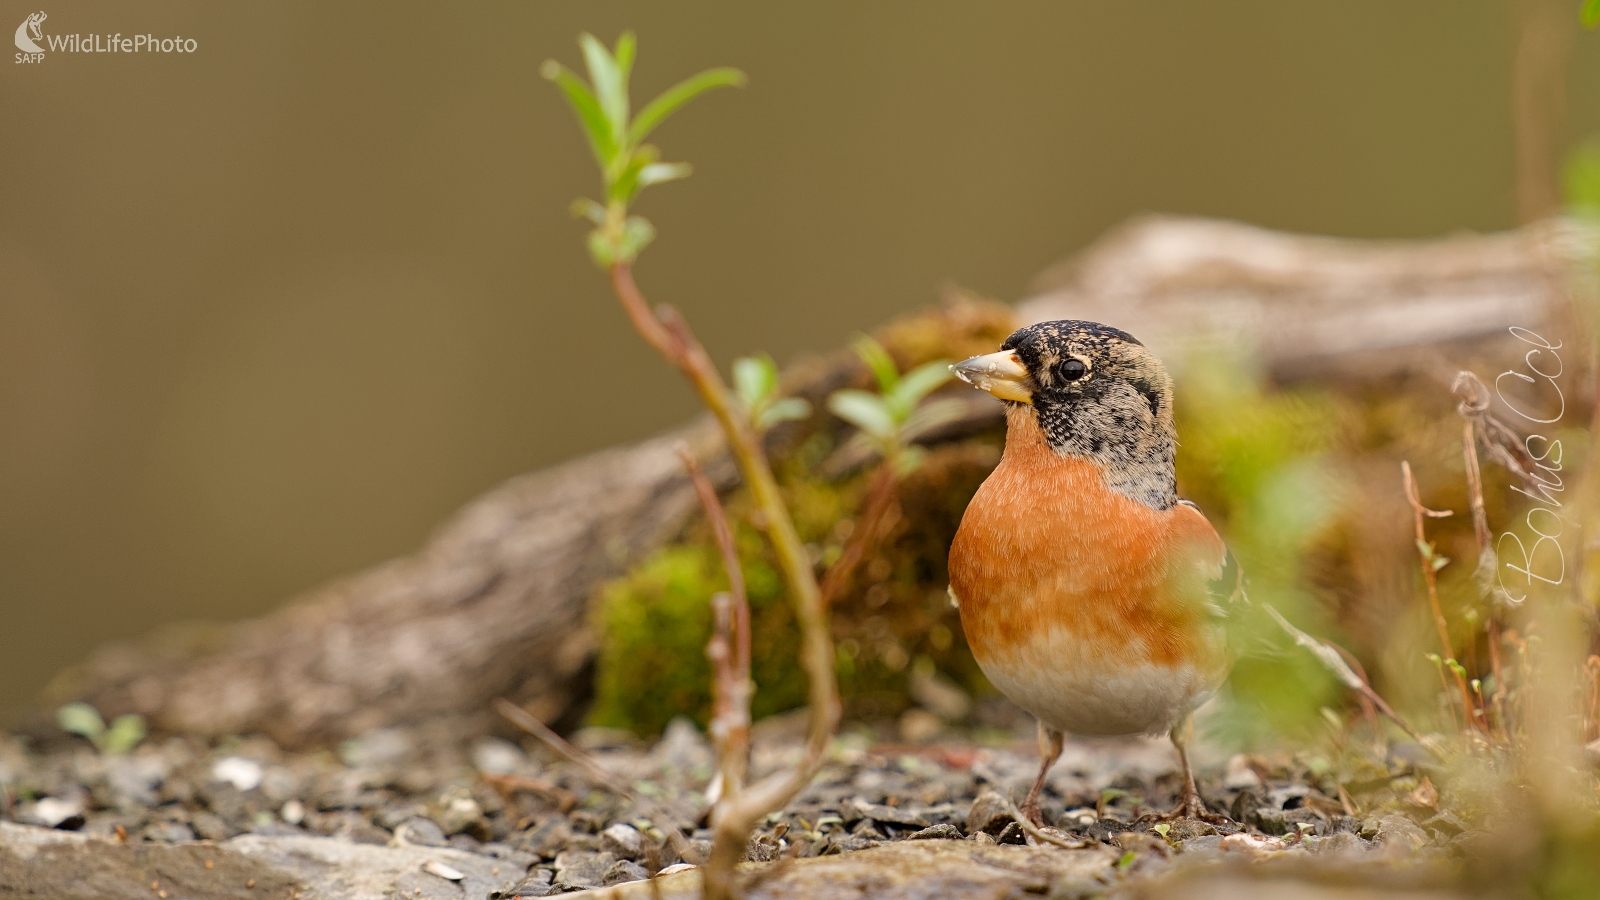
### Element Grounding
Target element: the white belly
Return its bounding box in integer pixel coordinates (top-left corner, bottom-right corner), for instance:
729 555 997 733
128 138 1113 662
976 627 1219 737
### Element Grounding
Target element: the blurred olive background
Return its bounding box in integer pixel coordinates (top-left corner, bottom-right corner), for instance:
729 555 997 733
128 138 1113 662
1 1 1597 714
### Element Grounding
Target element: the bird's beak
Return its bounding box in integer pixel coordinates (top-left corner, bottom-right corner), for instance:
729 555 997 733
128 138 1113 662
950 350 1032 404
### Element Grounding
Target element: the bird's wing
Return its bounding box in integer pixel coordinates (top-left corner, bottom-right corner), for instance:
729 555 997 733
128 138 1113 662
1173 499 1247 620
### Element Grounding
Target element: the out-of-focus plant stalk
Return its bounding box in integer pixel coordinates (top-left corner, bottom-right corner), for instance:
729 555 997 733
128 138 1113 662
818 463 898 609
675 446 751 793
1402 461 1482 733
611 265 839 900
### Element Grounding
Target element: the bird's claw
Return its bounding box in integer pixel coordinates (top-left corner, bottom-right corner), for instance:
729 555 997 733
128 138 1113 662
1157 792 1230 825
1018 800 1045 828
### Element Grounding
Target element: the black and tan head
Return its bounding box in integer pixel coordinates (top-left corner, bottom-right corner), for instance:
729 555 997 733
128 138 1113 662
952 320 1177 510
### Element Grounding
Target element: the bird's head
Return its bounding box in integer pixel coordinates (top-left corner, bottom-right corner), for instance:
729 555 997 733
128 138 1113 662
952 320 1177 509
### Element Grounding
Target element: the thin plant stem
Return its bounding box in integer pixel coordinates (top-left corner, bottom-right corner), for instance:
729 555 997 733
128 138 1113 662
1401 461 1481 733
606 264 839 900
819 463 900 609
675 445 755 900
1462 417 1510 739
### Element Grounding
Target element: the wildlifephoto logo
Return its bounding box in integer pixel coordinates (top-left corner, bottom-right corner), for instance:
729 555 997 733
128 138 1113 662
15 10 198 64
14 10 45 53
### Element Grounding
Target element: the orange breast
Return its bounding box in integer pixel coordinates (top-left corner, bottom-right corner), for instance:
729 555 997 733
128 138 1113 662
949 407 1225 674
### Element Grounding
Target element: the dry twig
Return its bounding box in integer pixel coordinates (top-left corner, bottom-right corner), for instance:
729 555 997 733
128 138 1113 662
1263 604 1432 750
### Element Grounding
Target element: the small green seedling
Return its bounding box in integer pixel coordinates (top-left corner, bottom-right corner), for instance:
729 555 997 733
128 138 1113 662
826 336 963 473
56 702 145 755
733 354 812 432
1151 822 1172 843
543 32 745 267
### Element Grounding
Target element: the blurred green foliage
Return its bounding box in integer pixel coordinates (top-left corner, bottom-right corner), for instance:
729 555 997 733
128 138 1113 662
56 702 145 755
1173 353 1353 745
589 304 1013 736
733 354 813 432
827 336 962 475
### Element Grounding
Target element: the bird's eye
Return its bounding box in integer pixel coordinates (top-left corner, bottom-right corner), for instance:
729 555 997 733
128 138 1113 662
1061 359 1088 381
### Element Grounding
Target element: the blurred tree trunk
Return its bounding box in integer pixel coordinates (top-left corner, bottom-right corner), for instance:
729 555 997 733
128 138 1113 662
53 215 1579 746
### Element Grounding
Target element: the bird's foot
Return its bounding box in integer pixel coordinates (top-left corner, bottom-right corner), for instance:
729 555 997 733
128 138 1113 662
1157 790 1230 825
1018 799 1045 828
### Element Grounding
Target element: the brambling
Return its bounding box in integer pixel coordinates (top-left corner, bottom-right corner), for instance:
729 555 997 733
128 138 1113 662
947 320 1241 823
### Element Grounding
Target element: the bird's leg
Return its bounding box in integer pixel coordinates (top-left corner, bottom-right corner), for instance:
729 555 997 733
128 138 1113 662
1164 715 1224 822
1019 722 1064 827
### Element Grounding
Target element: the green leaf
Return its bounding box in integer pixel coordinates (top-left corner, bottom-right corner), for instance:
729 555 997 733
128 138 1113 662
851 336 900 393
827 389 896 439
1415 539 1434 560
628 68 747 146
541 61 616 168
1585 0 1600 27
902 397 968 442
886 360 953 418
579 33 629 142
1431 555 1450 572
617 215 656 263
733 355 778 409
637 162 693 189
1116 850 1137 870
570 198 607 225
586 229 616 268
1565 141 1600 216
757 397 812 430
613 31 636 82
102 714 146 755
56 702 105 742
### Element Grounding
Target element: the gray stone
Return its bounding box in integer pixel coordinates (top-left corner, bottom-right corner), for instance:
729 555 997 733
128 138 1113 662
1310 831 1368 855
397 816 449 847
549 839 1120 899
966 790 1012 836
604 858 651 885
0 820 521 899
228 831 515 899
908 823 963 840
492 868 554 898
555 849 618 890
1374 814 1429 851
845 797 929 828
601 822 644 858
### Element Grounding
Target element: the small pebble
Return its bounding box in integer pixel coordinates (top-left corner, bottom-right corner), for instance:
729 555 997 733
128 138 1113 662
212 757 264 792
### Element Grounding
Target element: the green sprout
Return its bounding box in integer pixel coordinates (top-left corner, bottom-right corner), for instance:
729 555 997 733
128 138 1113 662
542 32 746 267
826 336 963 474
56 702 145 755
733 354 812 432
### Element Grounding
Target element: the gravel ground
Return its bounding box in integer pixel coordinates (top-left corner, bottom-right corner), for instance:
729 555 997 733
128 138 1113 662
0 708 1459 896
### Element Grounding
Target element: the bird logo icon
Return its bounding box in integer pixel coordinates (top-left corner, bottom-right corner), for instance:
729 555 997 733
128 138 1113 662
15 11 47 53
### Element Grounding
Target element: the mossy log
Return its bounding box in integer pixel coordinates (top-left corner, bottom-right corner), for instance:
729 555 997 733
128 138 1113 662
53 215 1580 746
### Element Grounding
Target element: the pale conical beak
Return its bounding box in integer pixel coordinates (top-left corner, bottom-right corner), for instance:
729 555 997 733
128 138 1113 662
950 350 1033 404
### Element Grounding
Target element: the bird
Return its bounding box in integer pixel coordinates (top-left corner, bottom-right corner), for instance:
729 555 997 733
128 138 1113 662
946 319 1242 824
